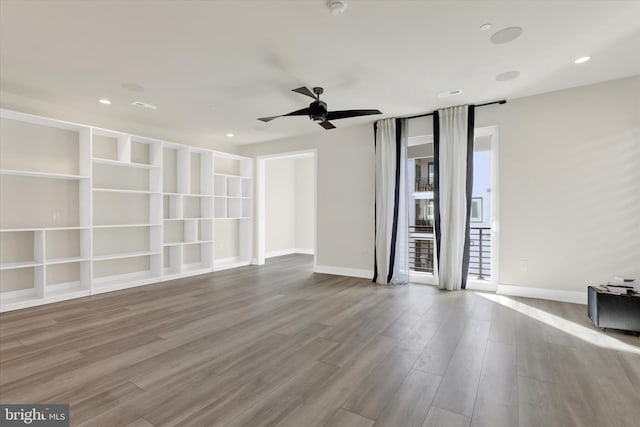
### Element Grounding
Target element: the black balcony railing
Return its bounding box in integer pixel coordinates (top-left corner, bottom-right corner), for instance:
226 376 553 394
408 226 491 280
409 240 434 273
415 178 433 192
468 227 491 279
409 225 434 273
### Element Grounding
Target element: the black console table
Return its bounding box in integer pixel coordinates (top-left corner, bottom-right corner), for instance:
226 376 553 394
588 286 640 335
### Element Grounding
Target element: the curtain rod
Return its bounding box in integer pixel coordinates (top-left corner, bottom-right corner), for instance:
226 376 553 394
402 99 507 120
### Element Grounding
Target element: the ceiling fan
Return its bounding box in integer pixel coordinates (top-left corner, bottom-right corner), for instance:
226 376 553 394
258 86 382 129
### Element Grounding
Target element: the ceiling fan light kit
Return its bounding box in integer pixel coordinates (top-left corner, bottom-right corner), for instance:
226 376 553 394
258 86 382 130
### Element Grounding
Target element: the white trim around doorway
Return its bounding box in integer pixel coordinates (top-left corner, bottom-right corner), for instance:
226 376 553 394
256 149 317 270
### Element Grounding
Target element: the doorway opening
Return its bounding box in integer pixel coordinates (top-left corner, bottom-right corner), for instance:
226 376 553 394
407 127 499 290
256 150 317 268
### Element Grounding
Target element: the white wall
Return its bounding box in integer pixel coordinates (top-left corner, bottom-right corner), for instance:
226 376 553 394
244 75 640 292
477 76 640 294
295 156 314 251
264 156 315 256
265 157 296 253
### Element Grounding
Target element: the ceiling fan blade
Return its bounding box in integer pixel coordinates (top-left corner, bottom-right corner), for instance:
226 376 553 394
258 116 280 122
319 121 336 130
282 107 311 117
258 107 311 122
292 86 317 99
326 109 382 120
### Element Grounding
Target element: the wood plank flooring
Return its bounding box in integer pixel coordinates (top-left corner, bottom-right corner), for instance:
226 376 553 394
1 254 639 426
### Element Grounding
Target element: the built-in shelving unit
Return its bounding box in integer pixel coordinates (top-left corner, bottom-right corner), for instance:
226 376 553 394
91 130 163 293
0 108 253 312
161 145 214 278
213 153 253 271
0 109 92 310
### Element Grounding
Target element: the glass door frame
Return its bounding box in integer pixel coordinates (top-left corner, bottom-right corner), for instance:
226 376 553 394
406 126 500 290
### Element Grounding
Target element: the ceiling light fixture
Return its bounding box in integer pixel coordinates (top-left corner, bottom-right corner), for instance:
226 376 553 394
131 101 157 110
496 70 520 81
480 23 492 32
99 98 111 105
574 56 591 64
490 26 523 44
226 133 234 138
438 89 462 98
326 0 347 15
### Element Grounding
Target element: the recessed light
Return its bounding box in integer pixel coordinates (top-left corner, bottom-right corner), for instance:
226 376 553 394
574 56 591 64
226 133 234 138
490 27 523 44
496 71 520 81
480 23 492 32
99 98 111 105
438 89 462 98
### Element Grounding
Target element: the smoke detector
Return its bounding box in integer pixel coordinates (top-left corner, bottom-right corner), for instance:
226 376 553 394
327 0 347 15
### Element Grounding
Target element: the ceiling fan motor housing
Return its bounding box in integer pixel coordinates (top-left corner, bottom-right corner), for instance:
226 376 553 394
309 100 328 121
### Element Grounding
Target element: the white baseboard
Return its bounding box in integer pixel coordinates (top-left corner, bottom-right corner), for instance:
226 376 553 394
314 264 373 280
213 257 251 272
467 280 497 292
265 248 314 258
295 248 314 255
497 284 587 305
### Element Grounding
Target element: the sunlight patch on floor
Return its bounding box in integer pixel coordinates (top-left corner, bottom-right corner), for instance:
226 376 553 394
476 292 640 355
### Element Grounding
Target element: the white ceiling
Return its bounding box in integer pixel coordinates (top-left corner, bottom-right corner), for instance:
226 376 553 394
1 1 639 146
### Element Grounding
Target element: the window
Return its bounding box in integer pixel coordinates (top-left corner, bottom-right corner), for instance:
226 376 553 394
471 197 483 222
414 158 434 192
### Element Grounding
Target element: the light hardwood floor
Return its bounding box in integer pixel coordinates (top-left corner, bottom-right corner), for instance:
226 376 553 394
1 255 639 426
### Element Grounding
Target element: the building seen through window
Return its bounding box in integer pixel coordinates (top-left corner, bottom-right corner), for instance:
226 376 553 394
408 136 492 281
